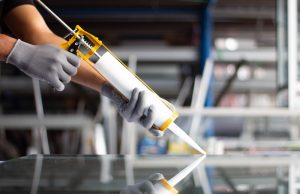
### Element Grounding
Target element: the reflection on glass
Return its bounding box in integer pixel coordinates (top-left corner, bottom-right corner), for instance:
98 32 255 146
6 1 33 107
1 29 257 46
1 155 300 193
0 155 206 194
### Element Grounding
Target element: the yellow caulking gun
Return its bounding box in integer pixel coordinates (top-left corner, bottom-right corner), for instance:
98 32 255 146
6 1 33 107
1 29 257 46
36 0 206 155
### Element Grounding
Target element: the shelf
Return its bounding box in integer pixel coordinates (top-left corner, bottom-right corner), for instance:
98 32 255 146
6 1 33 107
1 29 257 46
176 107 300 117
0 114 93 129
220 139 300 149
214 79 276 92
112 46 282 63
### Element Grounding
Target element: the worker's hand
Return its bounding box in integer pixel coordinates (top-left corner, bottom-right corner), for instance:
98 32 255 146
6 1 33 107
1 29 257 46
6 39 81 91
100 83 164 137
120 173 164 194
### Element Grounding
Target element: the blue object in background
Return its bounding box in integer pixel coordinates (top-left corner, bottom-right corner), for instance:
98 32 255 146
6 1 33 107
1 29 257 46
199 0 217 192
138 136 167 155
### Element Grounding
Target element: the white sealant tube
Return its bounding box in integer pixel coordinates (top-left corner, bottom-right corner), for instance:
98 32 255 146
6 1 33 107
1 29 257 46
95 51 175 130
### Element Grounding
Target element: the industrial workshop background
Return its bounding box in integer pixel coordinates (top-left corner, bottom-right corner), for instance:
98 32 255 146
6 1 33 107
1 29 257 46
1 0 300 194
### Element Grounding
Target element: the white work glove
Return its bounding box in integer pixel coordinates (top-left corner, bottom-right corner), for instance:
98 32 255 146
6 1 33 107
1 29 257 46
100 83 164 137
6 39 81 91
120 173 164 194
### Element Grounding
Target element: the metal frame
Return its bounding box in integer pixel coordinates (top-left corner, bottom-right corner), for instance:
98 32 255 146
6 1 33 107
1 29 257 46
32 79 50 154
287 0 298 109
189 59 214 138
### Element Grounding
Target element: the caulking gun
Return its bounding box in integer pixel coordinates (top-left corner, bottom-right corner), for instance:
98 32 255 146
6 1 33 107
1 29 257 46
36 0 206 155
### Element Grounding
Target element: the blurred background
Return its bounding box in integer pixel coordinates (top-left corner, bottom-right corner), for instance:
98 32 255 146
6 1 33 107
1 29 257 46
0 0 293 158
1 0 300 193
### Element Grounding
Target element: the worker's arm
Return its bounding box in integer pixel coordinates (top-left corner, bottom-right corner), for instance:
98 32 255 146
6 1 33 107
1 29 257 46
0 34 16 60
4 4 106 91
4 4 160 135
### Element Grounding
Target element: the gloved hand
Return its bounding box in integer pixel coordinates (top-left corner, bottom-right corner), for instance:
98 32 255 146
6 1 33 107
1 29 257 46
100 83 164 137
120 173 164 194
6 39 81 91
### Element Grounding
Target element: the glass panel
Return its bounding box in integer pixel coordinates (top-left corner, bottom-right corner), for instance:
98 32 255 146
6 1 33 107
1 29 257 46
1 155 299 194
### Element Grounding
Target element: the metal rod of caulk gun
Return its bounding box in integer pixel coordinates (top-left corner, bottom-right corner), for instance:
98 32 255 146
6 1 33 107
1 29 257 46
35 0 101 59
168 155 206 187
